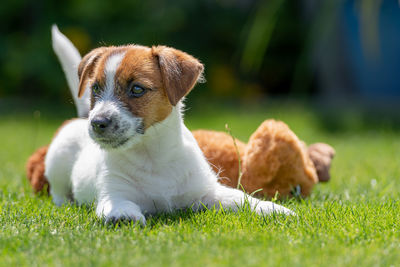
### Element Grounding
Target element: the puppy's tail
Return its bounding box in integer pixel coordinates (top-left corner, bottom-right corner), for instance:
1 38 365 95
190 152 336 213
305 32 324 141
52 24 90 118
26 26 90 194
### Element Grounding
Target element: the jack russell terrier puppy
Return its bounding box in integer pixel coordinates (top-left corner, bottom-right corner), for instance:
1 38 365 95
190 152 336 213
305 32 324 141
31 26 293 224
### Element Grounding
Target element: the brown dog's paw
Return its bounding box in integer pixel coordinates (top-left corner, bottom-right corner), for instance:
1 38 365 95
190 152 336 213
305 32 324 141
308 143 335 182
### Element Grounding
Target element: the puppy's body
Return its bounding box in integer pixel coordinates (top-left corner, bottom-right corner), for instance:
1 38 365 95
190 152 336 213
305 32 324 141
42 26 293 224
46 109 216 213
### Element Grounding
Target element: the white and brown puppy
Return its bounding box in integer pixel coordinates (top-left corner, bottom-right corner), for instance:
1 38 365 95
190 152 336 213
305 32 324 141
46 26 293 224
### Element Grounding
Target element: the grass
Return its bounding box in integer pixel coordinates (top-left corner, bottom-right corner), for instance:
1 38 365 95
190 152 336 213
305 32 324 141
1 98 400 266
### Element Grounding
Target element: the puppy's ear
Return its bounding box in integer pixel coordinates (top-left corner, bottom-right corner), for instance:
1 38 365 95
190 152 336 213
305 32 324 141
77 47 108 98
152 46 204 106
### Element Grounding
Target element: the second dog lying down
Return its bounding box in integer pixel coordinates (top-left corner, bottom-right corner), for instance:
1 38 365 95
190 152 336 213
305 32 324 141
194 122 335 199
26 26 294 224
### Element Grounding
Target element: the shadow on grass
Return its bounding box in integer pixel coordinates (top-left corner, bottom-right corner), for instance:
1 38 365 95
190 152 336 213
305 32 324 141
63 200 299 230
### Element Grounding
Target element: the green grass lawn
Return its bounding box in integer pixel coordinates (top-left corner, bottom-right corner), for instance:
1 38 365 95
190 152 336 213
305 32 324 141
1 99 399 266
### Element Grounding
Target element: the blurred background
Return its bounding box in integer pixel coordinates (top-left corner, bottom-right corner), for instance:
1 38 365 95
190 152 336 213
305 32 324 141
0 0 400 122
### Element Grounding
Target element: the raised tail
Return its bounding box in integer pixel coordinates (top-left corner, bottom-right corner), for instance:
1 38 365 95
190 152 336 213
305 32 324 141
26 26 91 194
52 24 90 118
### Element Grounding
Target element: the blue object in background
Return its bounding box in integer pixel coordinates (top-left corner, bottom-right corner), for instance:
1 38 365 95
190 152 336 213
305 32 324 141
343 1 400 99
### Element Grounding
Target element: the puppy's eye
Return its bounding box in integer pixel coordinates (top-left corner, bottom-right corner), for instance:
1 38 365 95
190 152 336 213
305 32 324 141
92 82 101 95
128 83 146 98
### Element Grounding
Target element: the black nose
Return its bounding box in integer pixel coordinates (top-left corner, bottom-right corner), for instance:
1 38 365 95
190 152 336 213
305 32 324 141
91 117 111 134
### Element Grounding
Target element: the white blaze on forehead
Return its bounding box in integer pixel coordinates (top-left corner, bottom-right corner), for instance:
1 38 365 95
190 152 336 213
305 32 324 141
102 52 126 100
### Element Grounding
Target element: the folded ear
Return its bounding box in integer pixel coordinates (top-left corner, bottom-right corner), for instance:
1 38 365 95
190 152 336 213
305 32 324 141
77 47 108 98
152 46 204 106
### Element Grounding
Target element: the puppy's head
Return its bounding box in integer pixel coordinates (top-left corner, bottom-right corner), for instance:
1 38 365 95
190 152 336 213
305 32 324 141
77 45 204 150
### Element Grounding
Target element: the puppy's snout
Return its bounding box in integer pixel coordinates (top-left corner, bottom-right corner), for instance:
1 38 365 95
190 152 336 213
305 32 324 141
91 117 112 134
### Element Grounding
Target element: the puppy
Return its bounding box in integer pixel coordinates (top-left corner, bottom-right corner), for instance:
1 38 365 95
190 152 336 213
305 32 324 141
41 26 293 224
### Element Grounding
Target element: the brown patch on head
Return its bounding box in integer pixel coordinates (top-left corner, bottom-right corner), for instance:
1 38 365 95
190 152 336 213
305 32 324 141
108 46 172 129
78 47 109 97
152 46 204 106
80 44 203 129
86 47 127 109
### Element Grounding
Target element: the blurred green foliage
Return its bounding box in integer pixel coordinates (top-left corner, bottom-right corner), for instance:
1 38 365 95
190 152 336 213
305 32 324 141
0 0 312 101
0 0 384 102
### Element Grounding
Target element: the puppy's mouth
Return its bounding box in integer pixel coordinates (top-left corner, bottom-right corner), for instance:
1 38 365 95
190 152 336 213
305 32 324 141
93 137 130 149
89 123 145 150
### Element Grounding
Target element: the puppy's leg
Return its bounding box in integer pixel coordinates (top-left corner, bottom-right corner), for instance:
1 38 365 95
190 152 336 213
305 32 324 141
96 199 146 225
200 184 294 215
95 182 146 225
45 149 73 206
44 120 86 206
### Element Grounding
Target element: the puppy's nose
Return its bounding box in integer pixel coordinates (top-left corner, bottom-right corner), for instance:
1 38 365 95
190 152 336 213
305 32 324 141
91 117 112 134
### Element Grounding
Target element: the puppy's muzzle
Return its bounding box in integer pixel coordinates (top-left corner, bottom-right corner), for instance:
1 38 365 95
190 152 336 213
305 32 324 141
91 116 112 134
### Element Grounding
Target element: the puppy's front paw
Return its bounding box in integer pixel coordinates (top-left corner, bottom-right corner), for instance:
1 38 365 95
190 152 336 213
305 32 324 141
255 200 295 216
97 201 146 225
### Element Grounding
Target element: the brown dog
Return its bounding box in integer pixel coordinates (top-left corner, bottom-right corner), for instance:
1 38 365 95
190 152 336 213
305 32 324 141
193 120 335 198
